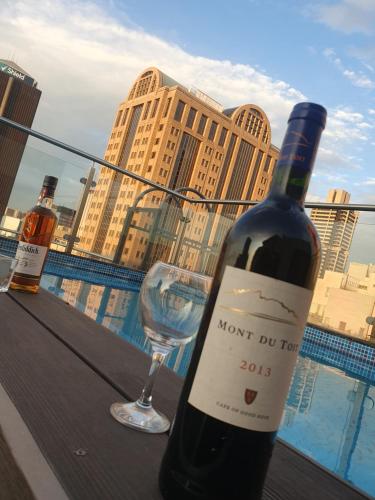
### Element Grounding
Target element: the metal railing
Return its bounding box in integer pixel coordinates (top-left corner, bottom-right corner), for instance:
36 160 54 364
1 116 374 212
2 116 375 345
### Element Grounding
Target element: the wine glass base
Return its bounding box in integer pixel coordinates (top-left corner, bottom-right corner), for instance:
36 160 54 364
110 401 170 434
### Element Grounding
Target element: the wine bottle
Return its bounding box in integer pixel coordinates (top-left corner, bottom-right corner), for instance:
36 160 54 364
10 176 58 293
159 102 326 500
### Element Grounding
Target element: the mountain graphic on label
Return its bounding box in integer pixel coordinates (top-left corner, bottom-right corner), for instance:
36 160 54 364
283 131 311 148
245 389 257 405
221 288 301 327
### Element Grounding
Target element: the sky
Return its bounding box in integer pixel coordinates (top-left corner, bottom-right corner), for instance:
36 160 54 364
1 0 375 259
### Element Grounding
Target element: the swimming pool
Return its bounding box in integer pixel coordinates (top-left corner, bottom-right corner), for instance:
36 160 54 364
40 269 375 498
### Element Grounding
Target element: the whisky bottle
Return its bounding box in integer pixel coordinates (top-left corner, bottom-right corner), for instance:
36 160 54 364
10 176 58 293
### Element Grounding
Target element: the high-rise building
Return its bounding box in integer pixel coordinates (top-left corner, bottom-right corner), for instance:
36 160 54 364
78 67 279 272
0 59 41 216
310 189 358 278
310 263 375 339
56 206 76 228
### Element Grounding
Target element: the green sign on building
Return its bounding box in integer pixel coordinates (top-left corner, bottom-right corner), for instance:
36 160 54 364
0 61 35 87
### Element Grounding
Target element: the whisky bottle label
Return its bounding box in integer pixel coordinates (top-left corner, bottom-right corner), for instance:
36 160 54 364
188 266 312 432
14 242 48 277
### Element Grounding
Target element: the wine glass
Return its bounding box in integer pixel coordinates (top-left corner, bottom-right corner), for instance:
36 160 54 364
110 261 211 433
0 254 18 292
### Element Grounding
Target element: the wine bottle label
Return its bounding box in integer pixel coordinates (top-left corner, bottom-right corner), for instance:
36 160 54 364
188 266 313 432
14 242 48 277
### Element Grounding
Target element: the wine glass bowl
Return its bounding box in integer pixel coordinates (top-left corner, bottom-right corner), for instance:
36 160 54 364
110 262 211 433
140 269 209 350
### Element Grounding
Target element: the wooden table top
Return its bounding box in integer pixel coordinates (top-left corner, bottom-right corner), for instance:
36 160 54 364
0 289 371 500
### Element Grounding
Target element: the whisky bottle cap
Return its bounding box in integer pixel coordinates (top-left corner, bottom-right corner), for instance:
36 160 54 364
43 176 58 190
289 102 327 129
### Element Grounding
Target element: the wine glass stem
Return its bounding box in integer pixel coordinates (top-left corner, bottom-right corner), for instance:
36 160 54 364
137 350 167 408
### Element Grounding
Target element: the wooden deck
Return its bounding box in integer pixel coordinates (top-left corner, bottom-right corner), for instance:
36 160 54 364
0 288 372 500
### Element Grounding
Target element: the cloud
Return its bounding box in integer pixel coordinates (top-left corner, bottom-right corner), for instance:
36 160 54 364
361 177 375 185
342 69 375 88
317 146 362 170
0 0 309 154
312 0 375 35
323 48 375 89
348 45 375 71
323 107 372 146
305 193 324 203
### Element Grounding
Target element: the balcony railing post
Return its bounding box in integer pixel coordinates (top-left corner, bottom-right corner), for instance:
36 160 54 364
113 207 135 264
197 210 214 274
170 208 192 267
65 165 96 254
140 207 163 271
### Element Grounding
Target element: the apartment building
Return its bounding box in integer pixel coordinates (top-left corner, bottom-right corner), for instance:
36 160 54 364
78 67 279 272
309 262 375 340
0 59 41 216
310 189 359 278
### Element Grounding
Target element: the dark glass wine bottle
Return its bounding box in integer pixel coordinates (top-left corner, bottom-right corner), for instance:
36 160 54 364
159 102 327 500
10 176 58 293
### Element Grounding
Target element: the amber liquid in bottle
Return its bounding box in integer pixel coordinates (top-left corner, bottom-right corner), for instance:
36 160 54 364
10 178 58 293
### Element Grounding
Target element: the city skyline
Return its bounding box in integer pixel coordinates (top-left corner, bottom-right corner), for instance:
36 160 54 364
0 0 374 267
0 0 374 207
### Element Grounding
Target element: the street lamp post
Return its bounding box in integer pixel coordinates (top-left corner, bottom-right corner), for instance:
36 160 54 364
65 165 96 254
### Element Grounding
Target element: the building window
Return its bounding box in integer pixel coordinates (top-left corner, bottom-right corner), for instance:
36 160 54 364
151 99 160 118
134 73 153 97
143 101 151 120
164 98 171 117
235 110 245 128
186 107 197 129
197 114 208 135
120 108 129 126
115 109 123 127
263 155 272 173
218 127 228 147
174 100 186 122
158 124 164 131
208 121 218 141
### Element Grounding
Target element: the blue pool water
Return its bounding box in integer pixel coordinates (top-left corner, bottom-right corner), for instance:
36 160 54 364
40 270 375 498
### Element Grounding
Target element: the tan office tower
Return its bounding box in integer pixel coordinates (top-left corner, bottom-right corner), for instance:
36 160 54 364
79 67 279 272
310 189 359 278
0 60 41 216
